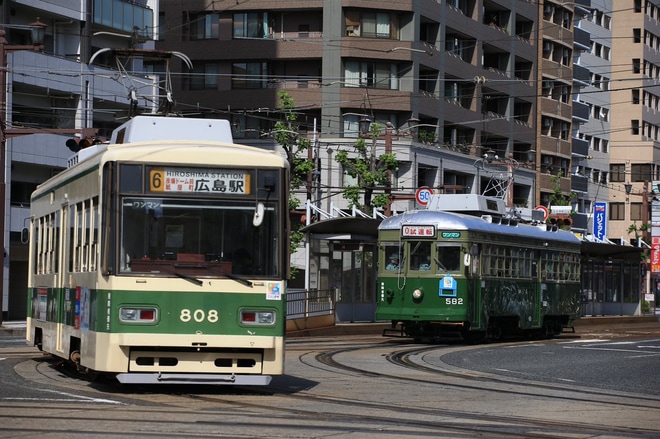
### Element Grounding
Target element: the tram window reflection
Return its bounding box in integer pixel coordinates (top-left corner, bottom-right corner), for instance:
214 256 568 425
436 245 461 271
410 241 432 271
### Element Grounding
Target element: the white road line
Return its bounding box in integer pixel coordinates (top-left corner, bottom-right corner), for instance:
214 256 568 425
3 388 124 405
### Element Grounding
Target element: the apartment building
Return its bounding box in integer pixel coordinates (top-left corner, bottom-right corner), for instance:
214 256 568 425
573 0 612 228
0 0 157 320
605 0 660 243
157 1 548 211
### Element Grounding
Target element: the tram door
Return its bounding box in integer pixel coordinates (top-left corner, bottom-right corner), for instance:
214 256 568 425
333 242 377 323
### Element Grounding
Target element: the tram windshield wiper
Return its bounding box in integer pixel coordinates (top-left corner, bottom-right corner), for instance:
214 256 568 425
218 272 253 287
434 257 447 272
170 270 203 286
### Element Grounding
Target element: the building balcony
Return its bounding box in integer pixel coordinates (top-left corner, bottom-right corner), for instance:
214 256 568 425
572 137 589 156
571 174 589 193
573 64 590 85
572 101 589 122
574 27 590 51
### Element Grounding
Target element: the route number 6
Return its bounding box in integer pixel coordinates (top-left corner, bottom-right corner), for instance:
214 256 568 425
180 309 219 323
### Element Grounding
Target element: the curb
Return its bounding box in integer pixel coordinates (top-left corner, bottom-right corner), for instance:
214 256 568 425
3 316 658 339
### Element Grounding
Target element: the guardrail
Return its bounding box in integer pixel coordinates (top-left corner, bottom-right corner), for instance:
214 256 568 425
287 288 335 319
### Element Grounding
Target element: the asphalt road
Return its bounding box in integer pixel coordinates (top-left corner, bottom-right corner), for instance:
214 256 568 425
0 320 659 438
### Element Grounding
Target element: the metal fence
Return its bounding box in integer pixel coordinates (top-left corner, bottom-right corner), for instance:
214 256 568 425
287 288 335 319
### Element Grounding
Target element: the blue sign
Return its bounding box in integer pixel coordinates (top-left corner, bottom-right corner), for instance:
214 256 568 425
593 202 607 241
438 274 458 297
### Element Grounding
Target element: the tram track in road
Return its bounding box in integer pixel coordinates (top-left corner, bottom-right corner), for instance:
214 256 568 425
279 340 660 438
7 338 660 438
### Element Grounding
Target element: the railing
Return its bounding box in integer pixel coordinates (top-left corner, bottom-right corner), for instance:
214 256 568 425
287 288 335 319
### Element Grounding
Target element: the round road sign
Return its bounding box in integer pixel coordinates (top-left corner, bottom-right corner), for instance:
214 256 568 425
415 187 432 206
534 205 549 221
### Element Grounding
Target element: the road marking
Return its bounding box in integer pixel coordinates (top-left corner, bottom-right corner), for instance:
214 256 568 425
2 388 124 405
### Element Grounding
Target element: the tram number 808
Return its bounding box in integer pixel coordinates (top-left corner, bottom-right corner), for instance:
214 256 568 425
180 309 219 323
445 298 463 305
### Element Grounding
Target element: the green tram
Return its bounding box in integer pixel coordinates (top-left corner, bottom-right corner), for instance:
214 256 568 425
26 116 289 385
376 198 581 342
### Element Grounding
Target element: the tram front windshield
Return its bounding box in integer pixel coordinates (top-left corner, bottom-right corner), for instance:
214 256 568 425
119 197 279 277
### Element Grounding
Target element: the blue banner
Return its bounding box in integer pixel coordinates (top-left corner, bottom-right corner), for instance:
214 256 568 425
593 202 607 241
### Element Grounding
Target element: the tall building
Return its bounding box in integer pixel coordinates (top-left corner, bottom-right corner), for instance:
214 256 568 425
157 1 548 208
574 0 612 230
0 0 157 320
606 0 660 243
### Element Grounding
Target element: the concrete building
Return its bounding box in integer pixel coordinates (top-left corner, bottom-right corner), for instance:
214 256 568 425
0 0 157 321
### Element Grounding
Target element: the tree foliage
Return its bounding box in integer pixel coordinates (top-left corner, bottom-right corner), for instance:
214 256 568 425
548 170 576 207
274 92 314 278
274 91 313 211
334 122 398 212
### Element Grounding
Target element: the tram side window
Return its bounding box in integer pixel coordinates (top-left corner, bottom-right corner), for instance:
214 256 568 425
481 243 495 276
410 241 432 271
69 198 98 273
35 212 60 275
383 245 402 270
436 244 461 271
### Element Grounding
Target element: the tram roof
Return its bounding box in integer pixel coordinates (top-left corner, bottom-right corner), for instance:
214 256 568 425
379 209 581 245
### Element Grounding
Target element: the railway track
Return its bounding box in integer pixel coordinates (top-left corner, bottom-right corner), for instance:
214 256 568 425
4 336 660 438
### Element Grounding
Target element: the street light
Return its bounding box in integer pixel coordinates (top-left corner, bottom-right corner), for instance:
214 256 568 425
0 18 47 324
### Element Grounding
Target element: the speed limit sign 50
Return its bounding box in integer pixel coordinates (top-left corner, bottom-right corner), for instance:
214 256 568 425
415 187 432 206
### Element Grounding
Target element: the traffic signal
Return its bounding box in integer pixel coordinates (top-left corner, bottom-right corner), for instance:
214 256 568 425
65 137 94 152
549 214 572 229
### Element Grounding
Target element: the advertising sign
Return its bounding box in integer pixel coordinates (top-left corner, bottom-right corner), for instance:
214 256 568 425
593 202 607 241
652 237 660 274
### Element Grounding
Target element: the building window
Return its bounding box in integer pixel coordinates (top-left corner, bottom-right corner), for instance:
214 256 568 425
232 62 268 89
190 12 219 40
631 163 653 182
634 28 641 43
610 164 626 182
632 89 640 104
609 202 625 220
345 10 398 39
633 58 641 73
345 60 398 90
233 12 270 39
631 203 643 221
632 119 640 135
187 63 218 90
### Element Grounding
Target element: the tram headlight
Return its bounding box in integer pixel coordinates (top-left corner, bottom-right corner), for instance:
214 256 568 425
241 310 276 325
412 288 423 301
119 307 158 323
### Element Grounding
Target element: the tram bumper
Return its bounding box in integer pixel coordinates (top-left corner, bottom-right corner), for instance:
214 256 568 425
116 372 272 386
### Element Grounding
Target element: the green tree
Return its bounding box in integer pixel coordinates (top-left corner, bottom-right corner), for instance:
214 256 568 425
335 122 398 212
273 91 314 277
548 170 576 207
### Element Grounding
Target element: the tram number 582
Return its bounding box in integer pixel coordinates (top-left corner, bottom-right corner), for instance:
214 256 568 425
445 298 463 305
180 309 219 323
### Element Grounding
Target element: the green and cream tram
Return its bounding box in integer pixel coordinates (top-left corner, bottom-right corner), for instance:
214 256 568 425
26 116 289 385
376 195 581 342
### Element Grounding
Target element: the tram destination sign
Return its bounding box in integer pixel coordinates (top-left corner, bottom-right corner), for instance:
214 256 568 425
402 225 436 238
149 168 251 194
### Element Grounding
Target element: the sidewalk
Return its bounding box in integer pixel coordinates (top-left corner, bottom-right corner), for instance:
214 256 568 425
3 315 659 338
0 320 27 337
